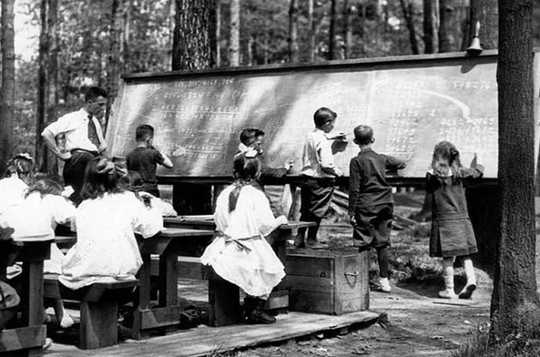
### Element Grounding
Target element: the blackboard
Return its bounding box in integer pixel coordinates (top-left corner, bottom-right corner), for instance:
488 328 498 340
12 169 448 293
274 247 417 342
106 50 540 178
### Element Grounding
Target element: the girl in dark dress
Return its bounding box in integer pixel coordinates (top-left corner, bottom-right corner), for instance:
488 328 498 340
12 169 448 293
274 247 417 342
426 141 483 299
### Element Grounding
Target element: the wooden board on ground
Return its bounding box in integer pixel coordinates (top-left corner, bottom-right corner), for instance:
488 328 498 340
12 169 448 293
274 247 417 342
107 50 540 179
44 310 379 357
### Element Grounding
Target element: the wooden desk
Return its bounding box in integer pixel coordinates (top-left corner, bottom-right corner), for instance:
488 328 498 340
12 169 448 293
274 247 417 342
164 216 316 262
133 227 214 338
0 239 52 356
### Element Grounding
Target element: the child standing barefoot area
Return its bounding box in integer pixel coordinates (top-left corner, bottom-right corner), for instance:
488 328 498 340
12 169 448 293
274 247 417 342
426 141 483 299
201 153 287 324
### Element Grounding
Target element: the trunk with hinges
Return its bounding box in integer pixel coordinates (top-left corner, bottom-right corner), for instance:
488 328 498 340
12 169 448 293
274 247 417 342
284 248 369 315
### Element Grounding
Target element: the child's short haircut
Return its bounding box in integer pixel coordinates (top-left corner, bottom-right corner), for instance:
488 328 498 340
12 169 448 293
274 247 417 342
353 125 374 145
313 107 337 128
135 124 154 142
239 128 265 146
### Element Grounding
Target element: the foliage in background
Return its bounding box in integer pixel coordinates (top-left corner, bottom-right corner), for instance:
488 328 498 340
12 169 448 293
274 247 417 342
7 0 540 155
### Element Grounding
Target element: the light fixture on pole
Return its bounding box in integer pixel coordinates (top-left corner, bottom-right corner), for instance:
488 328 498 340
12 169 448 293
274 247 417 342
466 21 483 56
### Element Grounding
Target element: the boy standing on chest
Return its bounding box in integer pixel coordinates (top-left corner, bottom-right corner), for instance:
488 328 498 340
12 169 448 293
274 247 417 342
349 125 406 292
126 124 173 197
295 107 345 249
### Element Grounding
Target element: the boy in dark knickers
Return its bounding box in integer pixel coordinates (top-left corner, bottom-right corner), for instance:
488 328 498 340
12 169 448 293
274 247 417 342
349 125 406 292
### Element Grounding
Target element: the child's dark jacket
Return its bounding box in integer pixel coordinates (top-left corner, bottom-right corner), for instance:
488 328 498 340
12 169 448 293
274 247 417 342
348 148 406 216
427 167 483 257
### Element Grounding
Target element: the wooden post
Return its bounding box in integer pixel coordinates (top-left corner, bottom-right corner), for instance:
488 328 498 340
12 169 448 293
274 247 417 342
208 268 241 326
80 300 118 349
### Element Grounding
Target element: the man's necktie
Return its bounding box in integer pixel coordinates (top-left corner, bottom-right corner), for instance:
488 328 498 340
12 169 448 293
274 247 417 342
87 115 101 149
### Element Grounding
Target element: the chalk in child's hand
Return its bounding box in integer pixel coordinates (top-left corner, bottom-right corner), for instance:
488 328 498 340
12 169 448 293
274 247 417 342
62 186 74 198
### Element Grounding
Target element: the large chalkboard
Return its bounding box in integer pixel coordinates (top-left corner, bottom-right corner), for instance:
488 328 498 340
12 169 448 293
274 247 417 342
107 51 540 178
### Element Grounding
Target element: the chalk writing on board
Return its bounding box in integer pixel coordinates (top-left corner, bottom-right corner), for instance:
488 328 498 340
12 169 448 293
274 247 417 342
106 55 540 178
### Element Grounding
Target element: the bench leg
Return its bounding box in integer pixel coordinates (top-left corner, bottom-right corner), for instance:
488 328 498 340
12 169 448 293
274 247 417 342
80 300 118 349
208 269 242 327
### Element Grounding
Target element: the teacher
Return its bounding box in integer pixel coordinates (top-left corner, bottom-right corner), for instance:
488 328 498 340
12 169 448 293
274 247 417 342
41 86 108 204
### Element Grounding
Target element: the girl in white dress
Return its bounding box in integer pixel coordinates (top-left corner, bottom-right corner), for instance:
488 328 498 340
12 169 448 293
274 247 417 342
201 153 287 324
60 158 163 290
0 178 76 328
0 153 34 215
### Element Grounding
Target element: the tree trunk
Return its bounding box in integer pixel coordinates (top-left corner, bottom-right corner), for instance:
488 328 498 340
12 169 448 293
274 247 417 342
36 0 50 170
308 0 315 62
400 0 420 54
1 0 15 172
171 0 217 215
423 0 435 53
107 0 125 126
229 0 240 66
215 0 221 66
466 0 498 49
342 0 354 59
172 0 217 71
288 0 299 63
46 0 59 175
328 0 337 60
491 0 540 340
439 0 457 52
123 0 132 73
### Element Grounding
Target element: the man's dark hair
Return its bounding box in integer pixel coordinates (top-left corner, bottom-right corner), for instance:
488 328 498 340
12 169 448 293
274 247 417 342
353 125 374 145
313 107 337 128
239 128 265 146
135 124 154 142
85 86 108 102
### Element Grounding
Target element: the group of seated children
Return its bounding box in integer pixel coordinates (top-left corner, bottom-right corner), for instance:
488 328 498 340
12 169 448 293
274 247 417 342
0 107 483 339
0 124 176 332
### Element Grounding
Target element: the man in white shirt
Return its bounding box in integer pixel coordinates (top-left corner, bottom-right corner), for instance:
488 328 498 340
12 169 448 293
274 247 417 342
41 87 108 204
296 107 346 248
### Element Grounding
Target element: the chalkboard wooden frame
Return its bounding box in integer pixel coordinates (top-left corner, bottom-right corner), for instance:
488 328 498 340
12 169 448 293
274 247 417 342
123 50 499 82
110 49 539 186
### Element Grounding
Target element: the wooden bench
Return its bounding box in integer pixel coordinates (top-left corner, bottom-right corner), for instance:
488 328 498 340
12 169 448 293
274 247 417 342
43 274 138 349
131 227 214 339
0 238 52 356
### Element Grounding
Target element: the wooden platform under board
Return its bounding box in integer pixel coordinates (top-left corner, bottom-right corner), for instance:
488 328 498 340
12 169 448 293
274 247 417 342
44 310 379 357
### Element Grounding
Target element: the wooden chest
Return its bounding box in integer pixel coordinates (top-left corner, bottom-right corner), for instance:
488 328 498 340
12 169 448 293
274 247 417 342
284 248 369 315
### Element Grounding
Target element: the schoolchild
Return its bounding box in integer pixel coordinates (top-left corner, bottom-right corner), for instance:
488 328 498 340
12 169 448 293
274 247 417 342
296 107 345 248
0 153 34 215
0 178 76 327
349 125 406 292
60 158 163 290
426 141 482 299
126 124 173 197
201 153 287 324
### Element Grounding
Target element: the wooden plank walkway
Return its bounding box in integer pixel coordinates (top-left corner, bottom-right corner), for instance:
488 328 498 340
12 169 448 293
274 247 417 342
44 310 379 357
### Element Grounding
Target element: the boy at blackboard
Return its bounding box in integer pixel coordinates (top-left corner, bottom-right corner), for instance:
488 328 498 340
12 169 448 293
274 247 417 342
349 125 406 293
295 107 345 249
126 124 173 197
426 142 482 299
